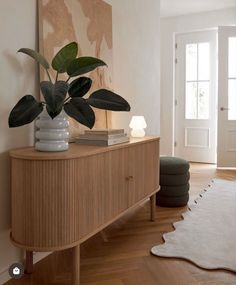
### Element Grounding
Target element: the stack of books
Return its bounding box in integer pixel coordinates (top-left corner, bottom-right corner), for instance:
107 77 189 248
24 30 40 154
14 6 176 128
76 129 129 146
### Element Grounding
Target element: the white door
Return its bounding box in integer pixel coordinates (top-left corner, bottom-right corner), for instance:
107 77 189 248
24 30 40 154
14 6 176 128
175 31 217 163
218 26 236 167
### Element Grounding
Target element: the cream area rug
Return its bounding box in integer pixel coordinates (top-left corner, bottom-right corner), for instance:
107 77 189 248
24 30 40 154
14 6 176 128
151 179 236 272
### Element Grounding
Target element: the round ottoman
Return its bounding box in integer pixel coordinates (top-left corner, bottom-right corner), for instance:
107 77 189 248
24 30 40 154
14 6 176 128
156 156 190 207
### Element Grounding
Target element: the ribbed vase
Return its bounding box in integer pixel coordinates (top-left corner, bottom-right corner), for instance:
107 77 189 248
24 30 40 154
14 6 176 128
35 109 69 152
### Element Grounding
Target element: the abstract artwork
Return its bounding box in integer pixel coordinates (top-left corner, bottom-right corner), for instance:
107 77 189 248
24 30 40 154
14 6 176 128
38 0 113 138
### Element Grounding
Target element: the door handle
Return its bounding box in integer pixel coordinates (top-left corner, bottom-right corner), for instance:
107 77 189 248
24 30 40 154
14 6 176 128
125 175 134 181
220 107 230 111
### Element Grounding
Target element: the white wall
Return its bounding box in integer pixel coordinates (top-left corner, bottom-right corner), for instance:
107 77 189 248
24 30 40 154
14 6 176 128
0 0 38 282
106 0 160 136
161 8 236 155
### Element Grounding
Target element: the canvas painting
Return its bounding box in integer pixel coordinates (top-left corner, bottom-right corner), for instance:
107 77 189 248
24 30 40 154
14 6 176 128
38 0 113 138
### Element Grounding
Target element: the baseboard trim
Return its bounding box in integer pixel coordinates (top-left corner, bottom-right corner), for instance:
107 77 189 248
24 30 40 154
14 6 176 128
0 252 51 285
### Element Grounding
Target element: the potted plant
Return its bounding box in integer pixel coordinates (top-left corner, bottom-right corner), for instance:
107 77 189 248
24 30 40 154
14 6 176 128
8 42 130 151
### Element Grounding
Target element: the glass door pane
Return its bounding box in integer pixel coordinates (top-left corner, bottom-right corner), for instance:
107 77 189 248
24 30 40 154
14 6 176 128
186 44 197 81
198 43 210 80
228 79 236 120
228 37 236 120
185 42 210 120
185 82 197 119
198 82 210 119
228 37 236 77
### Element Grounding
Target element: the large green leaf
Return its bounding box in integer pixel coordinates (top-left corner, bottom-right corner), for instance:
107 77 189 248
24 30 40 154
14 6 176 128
18 48 49 69
8 95 43 127
87 89 131 111
64 98 95 129
52 42 78 73
68 77 92 98
67 57 107 77
40 81 68 118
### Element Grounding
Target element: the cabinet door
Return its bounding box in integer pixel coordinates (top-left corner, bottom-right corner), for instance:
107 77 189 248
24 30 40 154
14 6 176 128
76 153 110 239
77 149 128 239
77 140 159 240
127 140 159 206
107 148 129 217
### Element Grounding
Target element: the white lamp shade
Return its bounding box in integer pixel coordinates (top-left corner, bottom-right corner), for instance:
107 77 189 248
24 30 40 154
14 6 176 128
129 116 147 138
129 116 147 129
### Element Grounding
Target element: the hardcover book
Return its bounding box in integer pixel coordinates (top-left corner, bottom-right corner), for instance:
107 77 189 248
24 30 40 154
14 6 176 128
76 136 129 146
84 129 124 135
78 133 127 140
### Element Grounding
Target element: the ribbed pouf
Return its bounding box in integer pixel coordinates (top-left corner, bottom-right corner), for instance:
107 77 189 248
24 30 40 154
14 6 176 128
156 156 190 207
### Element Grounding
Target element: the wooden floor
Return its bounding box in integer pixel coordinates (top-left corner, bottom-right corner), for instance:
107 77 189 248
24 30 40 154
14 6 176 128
5 164 236 285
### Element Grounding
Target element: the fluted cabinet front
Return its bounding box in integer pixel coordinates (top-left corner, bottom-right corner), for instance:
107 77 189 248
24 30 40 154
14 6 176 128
10 138 159 252
11 158 82 250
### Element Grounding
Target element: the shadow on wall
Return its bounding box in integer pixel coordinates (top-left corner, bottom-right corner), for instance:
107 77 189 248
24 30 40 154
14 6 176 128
0 45 37 237
3 50 39 102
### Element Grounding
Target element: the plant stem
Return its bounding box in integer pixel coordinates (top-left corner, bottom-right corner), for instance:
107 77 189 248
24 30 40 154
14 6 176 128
64 97 71 104
66 76 71 83
46 69 53 83
55 72 58 82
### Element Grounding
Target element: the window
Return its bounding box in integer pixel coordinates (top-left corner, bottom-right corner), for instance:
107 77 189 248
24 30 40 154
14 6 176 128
228 37 236 120
185 43 210 119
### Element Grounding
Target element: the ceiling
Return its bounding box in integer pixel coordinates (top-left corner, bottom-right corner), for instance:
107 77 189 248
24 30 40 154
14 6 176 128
161 0 236 18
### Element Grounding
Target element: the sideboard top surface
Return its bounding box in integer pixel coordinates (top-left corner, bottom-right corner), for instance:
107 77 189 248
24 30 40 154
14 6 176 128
10 136 160 160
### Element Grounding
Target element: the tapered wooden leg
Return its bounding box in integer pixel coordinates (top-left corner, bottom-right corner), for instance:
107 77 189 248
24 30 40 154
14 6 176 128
72 245 80 285
150 194 156 222
25 251 33 274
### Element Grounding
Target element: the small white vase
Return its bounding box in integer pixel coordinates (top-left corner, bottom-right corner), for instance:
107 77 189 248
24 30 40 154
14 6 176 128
35 109 69 152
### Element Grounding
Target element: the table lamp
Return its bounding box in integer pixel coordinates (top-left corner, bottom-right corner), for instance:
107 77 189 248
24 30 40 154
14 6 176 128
129 116 147 137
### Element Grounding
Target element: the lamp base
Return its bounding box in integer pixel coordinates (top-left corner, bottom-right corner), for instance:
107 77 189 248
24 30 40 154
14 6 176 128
131 129 145 138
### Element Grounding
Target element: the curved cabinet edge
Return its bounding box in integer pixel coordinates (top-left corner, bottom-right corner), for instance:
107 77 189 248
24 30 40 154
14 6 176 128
10 233 81 252
10 187 160 252
9 137 160 160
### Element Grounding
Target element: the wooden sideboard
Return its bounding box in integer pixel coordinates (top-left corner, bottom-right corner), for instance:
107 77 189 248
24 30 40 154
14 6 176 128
10 136 160 284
